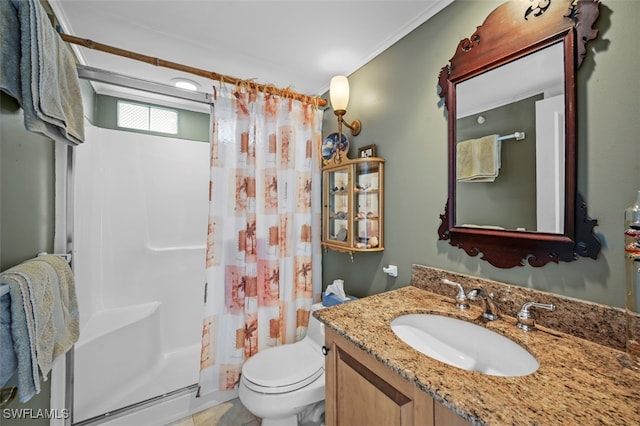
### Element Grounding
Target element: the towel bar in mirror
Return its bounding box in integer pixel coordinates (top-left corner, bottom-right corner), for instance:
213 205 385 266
437 0 601 268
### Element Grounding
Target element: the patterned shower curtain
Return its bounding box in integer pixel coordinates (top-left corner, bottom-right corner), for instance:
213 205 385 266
197 87 323 395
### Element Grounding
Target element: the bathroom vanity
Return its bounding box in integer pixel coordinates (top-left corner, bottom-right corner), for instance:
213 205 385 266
324 326 470 425
315 266 640 425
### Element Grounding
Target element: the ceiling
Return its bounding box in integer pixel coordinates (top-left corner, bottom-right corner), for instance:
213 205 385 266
48 0 454 106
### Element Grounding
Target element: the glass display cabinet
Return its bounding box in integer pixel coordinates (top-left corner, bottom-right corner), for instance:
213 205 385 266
322 157 384 259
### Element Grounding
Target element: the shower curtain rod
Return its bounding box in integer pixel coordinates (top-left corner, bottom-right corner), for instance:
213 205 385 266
60 33 327 107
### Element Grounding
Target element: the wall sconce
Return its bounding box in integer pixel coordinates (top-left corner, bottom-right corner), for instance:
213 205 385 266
330 76 362 136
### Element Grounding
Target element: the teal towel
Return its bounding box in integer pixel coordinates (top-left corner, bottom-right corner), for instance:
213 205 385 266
0 0 21 101
10 265 56 381
0 291 18 387
0 273 39 403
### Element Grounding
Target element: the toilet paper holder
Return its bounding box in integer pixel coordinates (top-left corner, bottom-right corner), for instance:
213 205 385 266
383 265 398 277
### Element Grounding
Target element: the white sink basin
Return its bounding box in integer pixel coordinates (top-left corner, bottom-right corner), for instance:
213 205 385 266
390 314 538 377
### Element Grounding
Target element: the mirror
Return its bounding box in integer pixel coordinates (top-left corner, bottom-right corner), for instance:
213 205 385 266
437 0 601 268
456 43 565 233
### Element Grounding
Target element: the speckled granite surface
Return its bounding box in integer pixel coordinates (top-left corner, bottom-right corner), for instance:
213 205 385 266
315 267 640 425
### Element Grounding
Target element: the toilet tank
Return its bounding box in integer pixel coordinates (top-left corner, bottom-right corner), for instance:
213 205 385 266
305 303 325 346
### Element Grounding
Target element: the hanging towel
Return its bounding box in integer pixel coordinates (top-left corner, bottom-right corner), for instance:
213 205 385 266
0 0 22 102
0 273 40 402
0 255 79 403
0 289 18 387
8 0 85 145
456 134 501 182
26 255 79 360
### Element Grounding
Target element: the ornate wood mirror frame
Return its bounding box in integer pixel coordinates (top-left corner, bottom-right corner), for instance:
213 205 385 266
437 0 601 268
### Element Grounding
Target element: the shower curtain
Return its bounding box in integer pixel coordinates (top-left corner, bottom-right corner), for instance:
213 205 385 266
197 87 323 395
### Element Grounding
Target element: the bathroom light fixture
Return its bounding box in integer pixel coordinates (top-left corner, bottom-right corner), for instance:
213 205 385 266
171 78 199 91
329 75 361 136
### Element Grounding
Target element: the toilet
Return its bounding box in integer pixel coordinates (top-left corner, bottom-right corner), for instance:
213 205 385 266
239 303 326 426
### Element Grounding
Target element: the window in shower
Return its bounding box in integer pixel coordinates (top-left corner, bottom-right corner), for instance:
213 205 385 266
117 100 178 134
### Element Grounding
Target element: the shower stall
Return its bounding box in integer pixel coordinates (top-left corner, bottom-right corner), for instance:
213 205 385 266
70 116 234 425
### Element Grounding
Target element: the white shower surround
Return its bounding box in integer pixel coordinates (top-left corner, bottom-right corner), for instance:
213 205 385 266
70 123 234 424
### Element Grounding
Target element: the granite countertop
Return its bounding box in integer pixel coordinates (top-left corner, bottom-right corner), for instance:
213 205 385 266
314 285 640 425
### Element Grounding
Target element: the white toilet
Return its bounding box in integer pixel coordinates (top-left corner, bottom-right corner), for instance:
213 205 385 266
239 303 326 426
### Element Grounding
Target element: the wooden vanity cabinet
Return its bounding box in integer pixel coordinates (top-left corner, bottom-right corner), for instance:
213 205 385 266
324 328 470 426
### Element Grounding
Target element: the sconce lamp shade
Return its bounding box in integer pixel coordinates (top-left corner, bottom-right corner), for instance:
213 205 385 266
329 75 361 137
330 76 350 111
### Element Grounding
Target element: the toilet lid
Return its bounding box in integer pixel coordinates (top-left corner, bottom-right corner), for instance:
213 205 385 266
242 340 324 394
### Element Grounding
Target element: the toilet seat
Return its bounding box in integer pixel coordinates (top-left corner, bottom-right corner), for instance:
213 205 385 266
242 340 324 394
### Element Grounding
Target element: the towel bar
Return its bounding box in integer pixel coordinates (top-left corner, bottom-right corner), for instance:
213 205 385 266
0 253 71 291
497 131 525 141
37 252 72 264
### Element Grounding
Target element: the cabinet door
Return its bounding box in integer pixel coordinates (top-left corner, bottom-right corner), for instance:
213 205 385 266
324 328 473 426
353 160 382 250
335 347 413 425
323 166 351 246
325 328 433 426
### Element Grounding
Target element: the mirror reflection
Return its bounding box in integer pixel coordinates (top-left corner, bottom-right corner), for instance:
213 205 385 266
455 42 565 233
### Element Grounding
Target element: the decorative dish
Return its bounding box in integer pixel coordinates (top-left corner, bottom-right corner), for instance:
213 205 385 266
322 132 349 160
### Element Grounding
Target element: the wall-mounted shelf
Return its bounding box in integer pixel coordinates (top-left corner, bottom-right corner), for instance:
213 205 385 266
322 157 384 260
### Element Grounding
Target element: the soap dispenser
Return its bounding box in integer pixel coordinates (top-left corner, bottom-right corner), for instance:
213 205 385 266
621 190 640 371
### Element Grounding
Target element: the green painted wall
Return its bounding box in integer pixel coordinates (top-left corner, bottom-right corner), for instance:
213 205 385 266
322 0 640 308
0 92 54 424
0 94 55 271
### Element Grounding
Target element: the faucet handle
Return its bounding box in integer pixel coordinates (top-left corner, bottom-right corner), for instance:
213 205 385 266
442 279 469 310
516 301 556 331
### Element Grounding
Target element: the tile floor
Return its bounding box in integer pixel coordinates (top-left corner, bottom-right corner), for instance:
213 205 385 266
166 398 261 426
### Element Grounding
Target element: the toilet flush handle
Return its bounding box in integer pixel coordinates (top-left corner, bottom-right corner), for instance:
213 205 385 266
322 345 330 356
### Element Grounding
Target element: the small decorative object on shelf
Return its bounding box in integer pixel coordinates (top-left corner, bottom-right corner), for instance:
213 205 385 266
322 146 384 260
358 144 377 158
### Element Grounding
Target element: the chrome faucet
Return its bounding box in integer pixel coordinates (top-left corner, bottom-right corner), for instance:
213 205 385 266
466 288 500 320
442 279 469 310
516 301 556 331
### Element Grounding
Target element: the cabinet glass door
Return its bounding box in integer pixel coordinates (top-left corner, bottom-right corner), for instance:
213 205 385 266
325 166 351 245
354 161 381 249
